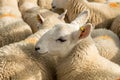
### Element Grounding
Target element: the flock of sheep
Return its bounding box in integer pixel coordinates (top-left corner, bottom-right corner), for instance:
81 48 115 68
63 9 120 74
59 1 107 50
0 0 120 80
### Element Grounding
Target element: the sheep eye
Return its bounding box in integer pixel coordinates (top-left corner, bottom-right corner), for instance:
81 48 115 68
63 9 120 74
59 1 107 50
56 37 67 42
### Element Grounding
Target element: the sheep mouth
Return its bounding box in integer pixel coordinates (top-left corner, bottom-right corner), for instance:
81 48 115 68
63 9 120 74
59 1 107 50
39 51 48 55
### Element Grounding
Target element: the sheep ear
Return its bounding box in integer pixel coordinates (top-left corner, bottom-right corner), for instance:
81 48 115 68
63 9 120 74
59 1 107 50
58 10 67 20
79 23 92 39
37 14 45 24
71 10 90 27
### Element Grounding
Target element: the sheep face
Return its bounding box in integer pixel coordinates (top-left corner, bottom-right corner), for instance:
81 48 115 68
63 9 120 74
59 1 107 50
52 0 68 9
36 22 92 57
35 10 90 57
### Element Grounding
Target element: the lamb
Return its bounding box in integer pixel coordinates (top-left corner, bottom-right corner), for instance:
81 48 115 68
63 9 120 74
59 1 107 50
19 0 60 33
110 15 120 38
38 0 53 9
52 0 120 29
0 0 32 47
35 11 120 80
0 13 65 80
36 10 120 65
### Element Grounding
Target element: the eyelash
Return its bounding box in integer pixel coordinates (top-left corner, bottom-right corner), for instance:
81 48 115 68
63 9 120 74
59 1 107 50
56 38 67 42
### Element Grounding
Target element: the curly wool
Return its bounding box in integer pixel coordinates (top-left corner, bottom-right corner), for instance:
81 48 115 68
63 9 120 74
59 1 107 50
0 28 56 80
65 0 120 28
0 19 32 47
57 37 120 80
91 29 120 65
22 7 59 33
110 15 120 38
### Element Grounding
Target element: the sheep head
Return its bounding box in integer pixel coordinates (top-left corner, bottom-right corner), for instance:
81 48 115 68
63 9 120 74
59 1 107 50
36 10 67 29
35 10 92 58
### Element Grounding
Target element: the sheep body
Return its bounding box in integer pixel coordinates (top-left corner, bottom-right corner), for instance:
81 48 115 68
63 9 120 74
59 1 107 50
91 29 120 64
0 29 56 80
0 0 32 47
35 21 120 80
110 15 120 38
35 11 120 79
52 0 120 28
0 14 65 79
57 37 120 80
38 0 53 9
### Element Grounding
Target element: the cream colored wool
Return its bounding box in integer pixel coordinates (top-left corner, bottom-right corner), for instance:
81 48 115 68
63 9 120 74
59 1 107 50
19 0 38 13
35 11 120 79
0 0 32 47
22 7 59 33
19 0 59 33
38 0 53 9
92 29 120 65
52 0 120 29
35 22 120 80
0 14 64 80
110 15 120 38
57 36 120 80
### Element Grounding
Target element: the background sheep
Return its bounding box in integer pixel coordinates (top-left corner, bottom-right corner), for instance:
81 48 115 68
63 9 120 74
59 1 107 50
0 13 65 80
35 11 120 80
19 0 60 33
0 0 32 47
38 0 53 9
52 0 120 29
110 15 120 38
91 28 120 65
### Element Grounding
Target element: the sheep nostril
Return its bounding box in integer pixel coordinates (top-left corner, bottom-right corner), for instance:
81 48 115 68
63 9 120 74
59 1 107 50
35 47 40 51
52 6 56 9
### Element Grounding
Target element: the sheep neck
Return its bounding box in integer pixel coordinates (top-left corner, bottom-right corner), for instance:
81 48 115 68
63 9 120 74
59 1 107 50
58 36 99 64
68 37 99 62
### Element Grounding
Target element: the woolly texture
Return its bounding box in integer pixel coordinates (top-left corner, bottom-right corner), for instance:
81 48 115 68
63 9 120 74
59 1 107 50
110 15 120 38
64 0 120 28
57 37 120 80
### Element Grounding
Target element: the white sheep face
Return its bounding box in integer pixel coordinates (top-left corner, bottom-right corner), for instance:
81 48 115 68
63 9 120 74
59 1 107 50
52 0 68 9
36 23 79 57
35 10 90 57
36 23 92 58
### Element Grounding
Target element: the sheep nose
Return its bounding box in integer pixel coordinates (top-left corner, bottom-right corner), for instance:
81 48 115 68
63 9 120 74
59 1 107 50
52 3 56 9
52 6 56 9
35 47 40 51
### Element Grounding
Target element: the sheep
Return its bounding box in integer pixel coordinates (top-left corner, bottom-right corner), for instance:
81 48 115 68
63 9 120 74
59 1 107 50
38 0 53 9
0 0 32 47
52 0 120 29
35 11 120 80
19 0 60 33
110 15 120 38
0 0 22 19
91 28 120 64
0 12 66 80
36 10 120 64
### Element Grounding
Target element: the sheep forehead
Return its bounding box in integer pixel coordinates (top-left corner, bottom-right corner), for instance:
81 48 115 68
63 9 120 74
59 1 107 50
53 24 75 36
